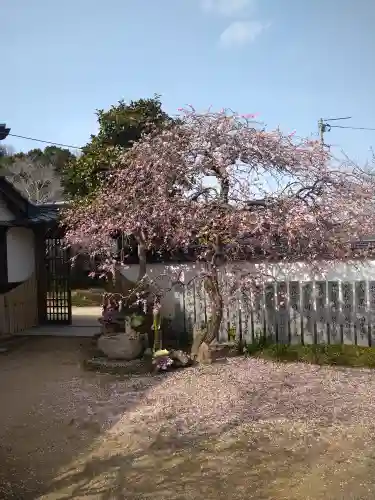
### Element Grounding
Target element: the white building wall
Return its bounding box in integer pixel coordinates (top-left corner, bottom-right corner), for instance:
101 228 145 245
0 193 15 222
120 262 203 319
120 260 375 319
7 227 35 282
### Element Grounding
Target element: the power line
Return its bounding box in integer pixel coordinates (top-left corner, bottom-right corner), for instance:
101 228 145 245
318 117 375 146
322 116 352 122
7 120 375 155
8 133 83 150
329 125 375 131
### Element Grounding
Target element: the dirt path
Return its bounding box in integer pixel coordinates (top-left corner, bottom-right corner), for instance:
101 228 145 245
0 337 158 499
1 338 375 499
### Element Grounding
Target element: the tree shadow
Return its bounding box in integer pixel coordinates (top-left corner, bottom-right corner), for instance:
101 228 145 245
38 359 375 500
0 336 171 500
39 413 348 500
3 340 375 499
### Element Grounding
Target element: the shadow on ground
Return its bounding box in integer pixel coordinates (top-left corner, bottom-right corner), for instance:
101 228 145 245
41 419 375 500
2 339 375 499
0 337 166 500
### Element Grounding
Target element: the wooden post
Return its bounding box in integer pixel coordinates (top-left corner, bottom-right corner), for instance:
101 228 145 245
34 226 47 324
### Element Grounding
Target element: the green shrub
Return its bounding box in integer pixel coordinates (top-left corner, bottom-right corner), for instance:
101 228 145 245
245 340 375 368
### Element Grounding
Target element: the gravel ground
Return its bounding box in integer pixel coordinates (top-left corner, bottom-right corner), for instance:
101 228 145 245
1 337 375 499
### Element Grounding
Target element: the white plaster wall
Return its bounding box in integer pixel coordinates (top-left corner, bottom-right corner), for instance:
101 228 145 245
120 260 375 319
120 263 200 319
7 227 35 282
0 193 15 222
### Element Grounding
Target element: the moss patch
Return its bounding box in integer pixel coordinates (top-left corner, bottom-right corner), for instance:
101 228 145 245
83 356 154 375
245 339 375 368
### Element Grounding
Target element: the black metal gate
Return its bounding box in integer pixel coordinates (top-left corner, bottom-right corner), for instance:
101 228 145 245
45 232 72 324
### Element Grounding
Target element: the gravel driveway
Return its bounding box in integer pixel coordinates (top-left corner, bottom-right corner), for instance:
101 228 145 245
1 337 375 499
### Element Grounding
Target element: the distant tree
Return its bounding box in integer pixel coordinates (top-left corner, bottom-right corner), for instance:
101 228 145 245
61 94 175 199
26 146 76 173
7 146 75 170
5 156 63 204
2 146 75 203
0 144 14 165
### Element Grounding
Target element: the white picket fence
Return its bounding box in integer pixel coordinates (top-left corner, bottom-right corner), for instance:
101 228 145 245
173 279 374 347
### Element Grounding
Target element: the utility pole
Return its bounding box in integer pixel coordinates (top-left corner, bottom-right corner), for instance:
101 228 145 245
318 118 326 145
318 117 352 147
0 124 10 141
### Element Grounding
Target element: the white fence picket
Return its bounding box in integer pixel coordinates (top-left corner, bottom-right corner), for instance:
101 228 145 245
171 278 375 347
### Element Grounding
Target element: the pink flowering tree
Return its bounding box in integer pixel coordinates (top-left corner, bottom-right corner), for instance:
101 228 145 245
63 107 375 358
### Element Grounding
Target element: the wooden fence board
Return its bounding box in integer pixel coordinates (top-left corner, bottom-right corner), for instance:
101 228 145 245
252 286 265 341
355 281 368 346
276 282 289 344
302 282 314 345
0 274 38 336
241 293 252 344
289 281 302 344
315 281 328 344
342 281 355 344
264 284 276 341
173 278 375 348
369 281 375 346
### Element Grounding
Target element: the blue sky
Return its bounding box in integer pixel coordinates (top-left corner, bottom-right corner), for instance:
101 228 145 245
2 0 375 164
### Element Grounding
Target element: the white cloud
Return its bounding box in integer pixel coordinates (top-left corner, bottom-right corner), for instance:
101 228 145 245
219 20 267 48
202 0 254 17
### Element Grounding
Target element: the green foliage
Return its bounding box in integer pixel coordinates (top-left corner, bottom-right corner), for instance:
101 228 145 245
61 143 120 200
228 326 236 342
130 314 145 329
245 340 375 368
61 94 174 199
38 146 76 173
95 94 173 148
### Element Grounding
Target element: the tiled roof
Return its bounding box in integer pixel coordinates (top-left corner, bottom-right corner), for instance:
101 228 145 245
27 202 66 224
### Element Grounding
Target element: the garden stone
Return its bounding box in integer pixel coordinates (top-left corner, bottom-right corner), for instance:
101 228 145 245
197 342 212 364
97 331 143 360
139 332 150 351
169 349 192 368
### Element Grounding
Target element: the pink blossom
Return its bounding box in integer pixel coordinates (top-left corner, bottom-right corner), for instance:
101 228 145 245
242 113 259 119
63 107 375 306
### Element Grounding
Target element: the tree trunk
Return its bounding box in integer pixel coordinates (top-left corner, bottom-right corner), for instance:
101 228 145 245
107 231 147 301
114 232 148 306
190 176 228 361
190 267 223 360
136 232 147 282
204 270 223 344
152 301 162 352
